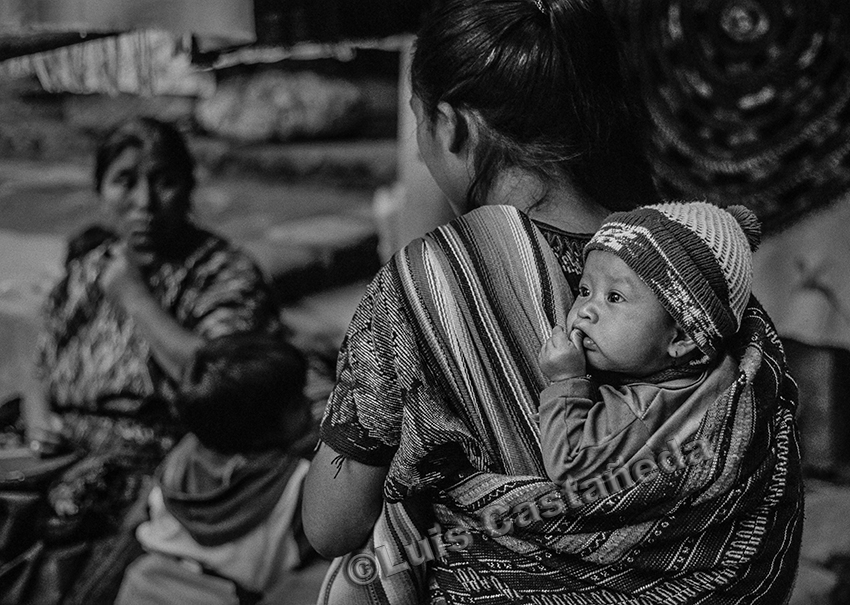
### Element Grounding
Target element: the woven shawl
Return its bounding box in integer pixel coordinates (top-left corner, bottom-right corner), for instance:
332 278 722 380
602 0 850 233
431 299 804 604
323 205 803 604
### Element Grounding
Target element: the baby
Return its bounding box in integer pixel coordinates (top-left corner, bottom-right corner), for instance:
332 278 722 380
538 201 761 488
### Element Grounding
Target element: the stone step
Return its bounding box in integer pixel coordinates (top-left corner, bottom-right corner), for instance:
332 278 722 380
280 280 368 362
0 71 400 188
190 135 397 190
0 114 398 189
241 212 380 304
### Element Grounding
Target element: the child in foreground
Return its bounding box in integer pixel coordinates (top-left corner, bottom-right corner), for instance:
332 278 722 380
116 334 314 605
538 201 761 486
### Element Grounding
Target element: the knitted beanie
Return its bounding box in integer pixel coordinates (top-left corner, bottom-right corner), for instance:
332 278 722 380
584 201 761 358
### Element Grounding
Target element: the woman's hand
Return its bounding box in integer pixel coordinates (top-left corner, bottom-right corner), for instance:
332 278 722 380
100 242 149 306
99 241 203 382
22 390 66 456
538 325 586 382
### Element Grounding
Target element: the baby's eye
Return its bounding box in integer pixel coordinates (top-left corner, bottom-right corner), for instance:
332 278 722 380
607 292 623 303
578 285 590 297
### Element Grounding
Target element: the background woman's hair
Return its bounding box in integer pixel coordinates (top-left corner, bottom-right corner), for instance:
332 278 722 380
94 116 196 199
411 0 659 212
176 333 308 454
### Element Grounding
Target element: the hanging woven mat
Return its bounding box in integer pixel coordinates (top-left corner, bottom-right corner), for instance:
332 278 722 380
607 0 850 233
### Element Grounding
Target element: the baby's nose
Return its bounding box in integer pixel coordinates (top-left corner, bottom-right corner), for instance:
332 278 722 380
577 300 597 320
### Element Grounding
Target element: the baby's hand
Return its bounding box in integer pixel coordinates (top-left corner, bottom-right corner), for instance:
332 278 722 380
538 325 587 382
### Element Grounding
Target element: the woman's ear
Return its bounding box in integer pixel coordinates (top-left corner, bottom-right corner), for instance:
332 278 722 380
668 326 699 361
435 101 470 155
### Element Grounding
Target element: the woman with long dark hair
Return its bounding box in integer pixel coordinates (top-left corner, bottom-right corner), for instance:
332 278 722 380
304 1 802 603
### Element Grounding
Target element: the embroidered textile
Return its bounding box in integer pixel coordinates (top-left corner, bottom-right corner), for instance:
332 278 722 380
37 224 285 415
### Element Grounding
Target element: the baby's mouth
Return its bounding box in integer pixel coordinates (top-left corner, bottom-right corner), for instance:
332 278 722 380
573 327 597 351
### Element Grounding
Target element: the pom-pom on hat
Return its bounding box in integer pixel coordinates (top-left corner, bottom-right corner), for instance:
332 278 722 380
585 201 761 358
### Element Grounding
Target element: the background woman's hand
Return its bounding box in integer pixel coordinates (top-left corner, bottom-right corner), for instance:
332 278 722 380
99 240 204 382
23 396 66 457
100 242 149 306
538 325 587 382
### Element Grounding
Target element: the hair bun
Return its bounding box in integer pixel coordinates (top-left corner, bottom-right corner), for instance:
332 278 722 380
725 205 761 252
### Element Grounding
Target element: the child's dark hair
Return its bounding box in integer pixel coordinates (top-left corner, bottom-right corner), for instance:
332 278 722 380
176 334 308 455
411 0 658 211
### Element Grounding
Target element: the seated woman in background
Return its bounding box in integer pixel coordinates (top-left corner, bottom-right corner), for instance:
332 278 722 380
22 116 288 605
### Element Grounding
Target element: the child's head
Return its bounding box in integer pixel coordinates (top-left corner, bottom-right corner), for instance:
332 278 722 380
410 0 657 213
569 202 761 376
176 334 309 455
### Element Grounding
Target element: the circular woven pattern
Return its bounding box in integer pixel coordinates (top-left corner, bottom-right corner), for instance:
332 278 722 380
607 0 850 233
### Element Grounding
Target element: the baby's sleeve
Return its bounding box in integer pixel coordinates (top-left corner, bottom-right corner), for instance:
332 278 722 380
538 378 646 486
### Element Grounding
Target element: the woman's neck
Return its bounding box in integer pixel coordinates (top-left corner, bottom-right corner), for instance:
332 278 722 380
485 169 610 234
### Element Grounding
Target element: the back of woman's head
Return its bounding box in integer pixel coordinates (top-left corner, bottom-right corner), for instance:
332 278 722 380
94 116 196 196
177 334 308 455
411 0 658 211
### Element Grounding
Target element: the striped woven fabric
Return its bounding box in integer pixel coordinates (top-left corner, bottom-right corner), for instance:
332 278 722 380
433 299 803 604
320 205 803 604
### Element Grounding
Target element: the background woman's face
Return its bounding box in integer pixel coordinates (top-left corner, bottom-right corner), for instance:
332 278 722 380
99 145 191 263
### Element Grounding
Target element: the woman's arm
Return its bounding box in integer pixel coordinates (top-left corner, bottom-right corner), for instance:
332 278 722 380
101 244 202 381
303 442 388 558
117 288 203 380
302 264 415 557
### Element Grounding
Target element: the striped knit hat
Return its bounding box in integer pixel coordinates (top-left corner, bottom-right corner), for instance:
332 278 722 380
585 201 761 358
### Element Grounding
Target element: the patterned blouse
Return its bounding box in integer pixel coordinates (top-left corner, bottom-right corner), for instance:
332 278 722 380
531 219 591 295
37 224 285 418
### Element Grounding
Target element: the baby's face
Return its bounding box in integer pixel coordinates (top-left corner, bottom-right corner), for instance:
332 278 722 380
567 251 678 377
